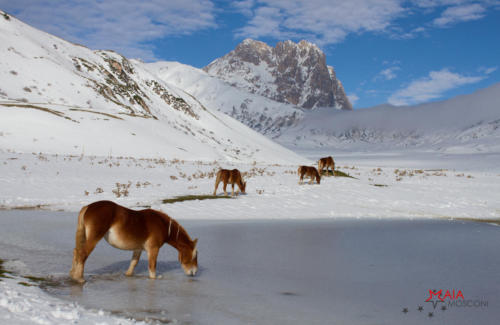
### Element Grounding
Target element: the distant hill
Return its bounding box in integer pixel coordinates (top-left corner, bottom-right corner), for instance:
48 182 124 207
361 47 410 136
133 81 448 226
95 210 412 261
276 82 500 154
0 10 305 164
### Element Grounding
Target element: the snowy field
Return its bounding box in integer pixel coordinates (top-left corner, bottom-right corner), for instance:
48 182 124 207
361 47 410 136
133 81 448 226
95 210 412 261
1 148 500 324
1 150 499 220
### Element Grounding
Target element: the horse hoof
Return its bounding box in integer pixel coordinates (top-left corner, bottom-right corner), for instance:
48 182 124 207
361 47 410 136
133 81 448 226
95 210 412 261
70 277 85 284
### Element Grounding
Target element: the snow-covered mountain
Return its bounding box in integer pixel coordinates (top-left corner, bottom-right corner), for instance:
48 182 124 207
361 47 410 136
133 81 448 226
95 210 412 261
144 61 304 136
276 82 500 154
203 39 352 111
0 11 305 164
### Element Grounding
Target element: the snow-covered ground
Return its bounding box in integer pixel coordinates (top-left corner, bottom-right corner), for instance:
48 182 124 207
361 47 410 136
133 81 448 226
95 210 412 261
1 8 500 325
0 274 143 325
1 150 499 219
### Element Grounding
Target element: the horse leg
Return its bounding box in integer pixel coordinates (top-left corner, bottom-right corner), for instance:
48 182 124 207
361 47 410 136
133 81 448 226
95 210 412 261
71 235 101 283
125 250 142 276
146 246 160 279
309 174 314 184
223 182 228 196
231 183 235 196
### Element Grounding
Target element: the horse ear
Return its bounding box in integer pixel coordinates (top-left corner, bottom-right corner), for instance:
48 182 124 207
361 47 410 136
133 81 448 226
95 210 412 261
193 238 198 248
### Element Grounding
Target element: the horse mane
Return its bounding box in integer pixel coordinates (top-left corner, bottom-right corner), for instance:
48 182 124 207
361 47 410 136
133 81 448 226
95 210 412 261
152 209 195 249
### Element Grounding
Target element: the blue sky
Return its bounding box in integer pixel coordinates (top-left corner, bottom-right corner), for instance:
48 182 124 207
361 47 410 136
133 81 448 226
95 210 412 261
1 0 499 108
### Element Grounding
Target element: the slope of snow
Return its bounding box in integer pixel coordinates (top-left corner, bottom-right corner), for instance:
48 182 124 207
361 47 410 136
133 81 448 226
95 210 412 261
144 61 304 136
0 11 305 164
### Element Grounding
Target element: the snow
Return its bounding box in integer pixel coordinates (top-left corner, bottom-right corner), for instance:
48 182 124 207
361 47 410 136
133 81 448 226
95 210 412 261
144 60 303 135
1 9 500 325
277 83 500 152
1 150 498 219
0 11 304 164
0 275 142 325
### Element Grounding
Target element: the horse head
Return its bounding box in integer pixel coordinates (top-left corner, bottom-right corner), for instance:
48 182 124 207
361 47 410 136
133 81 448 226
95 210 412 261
179 238 198 276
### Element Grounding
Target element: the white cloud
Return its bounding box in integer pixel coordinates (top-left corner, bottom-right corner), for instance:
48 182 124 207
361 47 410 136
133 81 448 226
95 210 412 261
234 0 498 45
347 93 360 106
412 0 470 9
235 0 406 45
0 0 217 61
388 69 484 105
433 3 486 27
377 66 400 80
232 0 256 17
478 66 498 74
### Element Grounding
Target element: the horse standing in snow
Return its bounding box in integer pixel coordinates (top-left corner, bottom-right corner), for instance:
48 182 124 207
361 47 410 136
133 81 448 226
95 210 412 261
318 156 335 175
213 168 247 196
298 166 321 184
69 200 198 283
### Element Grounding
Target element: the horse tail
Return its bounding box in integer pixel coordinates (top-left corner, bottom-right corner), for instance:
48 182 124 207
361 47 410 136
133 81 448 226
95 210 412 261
213 170 222 195
70 205 88 279
74 206 88 257
75 205 88 250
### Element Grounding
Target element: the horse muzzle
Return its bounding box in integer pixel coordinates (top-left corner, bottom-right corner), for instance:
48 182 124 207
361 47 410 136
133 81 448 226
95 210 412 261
186 268 197 276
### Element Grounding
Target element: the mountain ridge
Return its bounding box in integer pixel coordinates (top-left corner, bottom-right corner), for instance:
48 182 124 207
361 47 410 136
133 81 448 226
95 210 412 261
203 38 352 110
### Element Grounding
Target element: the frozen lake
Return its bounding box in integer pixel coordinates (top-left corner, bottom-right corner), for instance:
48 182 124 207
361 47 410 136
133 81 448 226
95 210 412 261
1 210 499 324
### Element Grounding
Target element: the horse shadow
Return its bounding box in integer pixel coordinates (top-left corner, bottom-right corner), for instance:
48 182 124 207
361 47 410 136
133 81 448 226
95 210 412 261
89 260 180 277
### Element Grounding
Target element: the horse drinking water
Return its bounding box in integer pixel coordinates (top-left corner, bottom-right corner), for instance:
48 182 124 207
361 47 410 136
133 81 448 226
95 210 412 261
69 200 198 283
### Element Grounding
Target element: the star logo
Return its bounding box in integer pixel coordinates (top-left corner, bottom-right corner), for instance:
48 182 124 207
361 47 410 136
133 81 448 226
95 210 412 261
425 289 444 309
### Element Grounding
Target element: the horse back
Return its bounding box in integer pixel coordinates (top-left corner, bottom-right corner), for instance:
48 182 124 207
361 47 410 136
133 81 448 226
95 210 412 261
83 201 165 248
319 156 334 165
229 169 242 183
218 168 242 184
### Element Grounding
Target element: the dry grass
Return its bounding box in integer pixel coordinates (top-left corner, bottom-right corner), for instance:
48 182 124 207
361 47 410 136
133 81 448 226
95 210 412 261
441 216 500 226
162 195 231 204
0 103 78 123
112 182 131 197
69 108 123 120
320 170 356 179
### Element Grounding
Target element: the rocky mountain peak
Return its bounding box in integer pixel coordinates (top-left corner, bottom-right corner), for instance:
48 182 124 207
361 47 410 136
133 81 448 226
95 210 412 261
204 39 352 110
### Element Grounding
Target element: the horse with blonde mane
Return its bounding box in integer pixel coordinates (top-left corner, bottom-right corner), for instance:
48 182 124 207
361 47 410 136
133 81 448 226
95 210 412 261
318 156 335 175
298 166 321 184
69 200 198 283
213 168 246 196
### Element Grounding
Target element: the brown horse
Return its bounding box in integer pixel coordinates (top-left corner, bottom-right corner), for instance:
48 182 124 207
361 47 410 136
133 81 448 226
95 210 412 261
213 168 246 196
69 200 198 283
298 166 321 184
318 156 335 175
